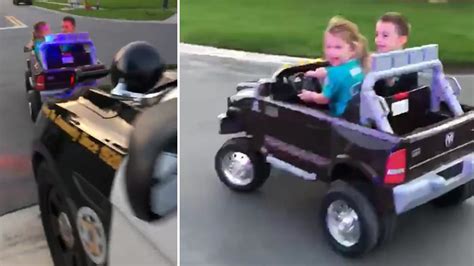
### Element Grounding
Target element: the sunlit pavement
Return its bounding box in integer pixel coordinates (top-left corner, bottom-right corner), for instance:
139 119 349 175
0 206 53 266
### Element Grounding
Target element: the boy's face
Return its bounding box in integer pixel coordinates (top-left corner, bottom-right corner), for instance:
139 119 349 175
324 32 355 66
61 21 75 33
375 21 407 53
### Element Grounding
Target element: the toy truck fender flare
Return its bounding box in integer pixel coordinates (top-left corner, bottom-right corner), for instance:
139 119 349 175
328 157 378 183
218 106 245 134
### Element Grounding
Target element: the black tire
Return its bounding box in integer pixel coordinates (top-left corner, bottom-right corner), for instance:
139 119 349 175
215 137 270 192
25 70 32 92
431 181 474 207
36 163 90 266
13 0 18 5
377 212 397 247
27 90 41 121
341 179 397 247
321 180 380 257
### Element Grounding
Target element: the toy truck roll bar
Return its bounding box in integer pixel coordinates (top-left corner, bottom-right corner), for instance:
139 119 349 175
361 44 464 134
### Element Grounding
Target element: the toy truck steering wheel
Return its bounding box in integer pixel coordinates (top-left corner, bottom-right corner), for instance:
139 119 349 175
287 72 322 94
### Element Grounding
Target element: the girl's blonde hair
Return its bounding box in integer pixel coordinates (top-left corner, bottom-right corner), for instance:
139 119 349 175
325 16 370 72
32 21 47 41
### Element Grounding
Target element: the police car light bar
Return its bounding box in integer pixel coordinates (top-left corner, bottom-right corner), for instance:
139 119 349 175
44 32 91 44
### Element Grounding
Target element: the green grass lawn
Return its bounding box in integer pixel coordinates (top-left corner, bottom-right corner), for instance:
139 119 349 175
181 0 474 67
35 0 177 21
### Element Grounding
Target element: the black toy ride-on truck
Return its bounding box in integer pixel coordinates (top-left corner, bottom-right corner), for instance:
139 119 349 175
24 33 107 121
215 45 474 256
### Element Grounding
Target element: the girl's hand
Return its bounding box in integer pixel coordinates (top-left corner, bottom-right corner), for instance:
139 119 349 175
314 68 327 79
305 70 318 78
305 68 327 79
298 90 316 102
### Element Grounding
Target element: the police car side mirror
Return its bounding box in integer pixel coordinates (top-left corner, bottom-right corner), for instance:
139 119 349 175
75 66 109 83
126 99 177 221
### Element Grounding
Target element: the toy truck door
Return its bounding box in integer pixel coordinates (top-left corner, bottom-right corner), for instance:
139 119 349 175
260 100 332 176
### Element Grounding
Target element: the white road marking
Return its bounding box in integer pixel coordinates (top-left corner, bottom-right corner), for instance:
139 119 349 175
0 16 28 31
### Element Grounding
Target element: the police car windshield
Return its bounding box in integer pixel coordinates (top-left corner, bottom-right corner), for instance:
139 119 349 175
44 43 92 69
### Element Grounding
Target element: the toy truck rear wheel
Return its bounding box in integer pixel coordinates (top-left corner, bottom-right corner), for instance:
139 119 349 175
321 180 379 257
431 180 474 207
215 137 270 192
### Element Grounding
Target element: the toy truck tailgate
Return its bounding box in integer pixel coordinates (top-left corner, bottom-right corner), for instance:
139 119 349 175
402 111 474 181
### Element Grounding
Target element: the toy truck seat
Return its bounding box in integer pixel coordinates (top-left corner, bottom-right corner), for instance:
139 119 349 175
373 72 419 97
384 85 431 135
342 83 362 123
360 44 464 134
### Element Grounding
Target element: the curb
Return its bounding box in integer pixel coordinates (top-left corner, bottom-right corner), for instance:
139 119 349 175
180 43 474 75
30 5 177 24
180 43 313 66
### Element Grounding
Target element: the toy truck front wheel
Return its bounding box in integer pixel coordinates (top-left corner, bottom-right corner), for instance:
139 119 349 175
27 90 42 122
321 180 380 257
25 70 32 92
215 137 270 192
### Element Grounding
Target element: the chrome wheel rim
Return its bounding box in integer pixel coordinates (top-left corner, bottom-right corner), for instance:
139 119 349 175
58 212 75 249
221 151 254 186
28 102 32 117
77 207 107 264
326 200 361 247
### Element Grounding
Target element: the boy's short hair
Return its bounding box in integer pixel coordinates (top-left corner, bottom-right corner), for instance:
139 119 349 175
63 16 76 27
379 12 410 36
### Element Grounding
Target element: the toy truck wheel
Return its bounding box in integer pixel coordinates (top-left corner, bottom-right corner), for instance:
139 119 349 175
25 70 32 92
349 181 397 247
321 180 379 257
28 90 42 121
215 137 270 192
431 181 474 207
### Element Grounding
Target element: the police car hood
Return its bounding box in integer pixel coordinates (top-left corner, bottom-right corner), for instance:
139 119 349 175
56 91 138 153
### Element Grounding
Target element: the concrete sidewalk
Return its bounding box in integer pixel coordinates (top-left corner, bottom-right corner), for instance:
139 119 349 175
0 205 52 266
